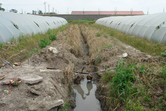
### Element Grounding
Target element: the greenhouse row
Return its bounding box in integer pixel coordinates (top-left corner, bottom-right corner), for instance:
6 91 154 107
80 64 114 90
96 13 166 44
0 11 67 43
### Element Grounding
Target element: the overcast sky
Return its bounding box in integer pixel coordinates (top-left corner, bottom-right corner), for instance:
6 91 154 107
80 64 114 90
0 0 166 14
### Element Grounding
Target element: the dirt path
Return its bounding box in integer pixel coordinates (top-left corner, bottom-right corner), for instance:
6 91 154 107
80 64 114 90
0 23 162 111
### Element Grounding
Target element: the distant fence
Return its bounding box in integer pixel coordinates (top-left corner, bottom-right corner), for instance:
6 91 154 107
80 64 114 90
42 14 138 20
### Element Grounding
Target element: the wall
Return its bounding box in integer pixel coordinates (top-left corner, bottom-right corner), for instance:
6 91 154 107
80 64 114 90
42 14 137 20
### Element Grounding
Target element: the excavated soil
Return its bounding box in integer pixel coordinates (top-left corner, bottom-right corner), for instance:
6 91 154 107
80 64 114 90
0 24 160 111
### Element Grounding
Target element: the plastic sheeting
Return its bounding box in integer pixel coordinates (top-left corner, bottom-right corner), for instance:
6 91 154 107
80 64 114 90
96 13 166 44
0 11 67 43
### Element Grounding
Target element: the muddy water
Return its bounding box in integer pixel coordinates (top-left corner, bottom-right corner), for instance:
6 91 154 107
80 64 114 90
73 27 102 111
73 76 101 111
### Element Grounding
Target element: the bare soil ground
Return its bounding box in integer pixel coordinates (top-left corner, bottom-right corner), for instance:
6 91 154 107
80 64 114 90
0 23 165 111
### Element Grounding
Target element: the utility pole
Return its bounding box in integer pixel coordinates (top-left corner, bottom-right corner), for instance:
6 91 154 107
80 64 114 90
98 8 100 15
114 7 117 15
48 4 50 13
83 8 84 15
44 1 46 13
52 8 54 13
163 8 165 13
130 8 133 15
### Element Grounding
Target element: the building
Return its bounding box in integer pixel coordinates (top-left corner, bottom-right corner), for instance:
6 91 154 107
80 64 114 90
71 11 144 15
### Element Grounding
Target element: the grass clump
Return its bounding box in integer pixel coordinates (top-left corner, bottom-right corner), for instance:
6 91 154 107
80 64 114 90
96 33 102 37
125 100 144 111
60 103 70 111
26 48 40 58
39 38 51 48
49 34 56 41
109 30 114 36
95 56 101 65
102 71 114 83
0 43 3 48
102 44 112 49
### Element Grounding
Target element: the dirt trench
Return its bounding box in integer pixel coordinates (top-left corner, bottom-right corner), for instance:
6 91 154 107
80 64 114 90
0 23 159 111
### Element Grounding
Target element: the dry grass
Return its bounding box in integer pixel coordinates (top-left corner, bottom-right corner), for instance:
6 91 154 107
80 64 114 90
92 24 166 56
80 24 113 64
64 24 84 57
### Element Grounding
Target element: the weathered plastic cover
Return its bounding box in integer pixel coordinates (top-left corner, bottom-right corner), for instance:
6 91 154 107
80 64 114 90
96 13 166 44
0 11 67 43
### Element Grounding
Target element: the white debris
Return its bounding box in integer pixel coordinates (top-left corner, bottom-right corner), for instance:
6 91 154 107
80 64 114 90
40 69 62 73
122 53 128 58
48 47 58 54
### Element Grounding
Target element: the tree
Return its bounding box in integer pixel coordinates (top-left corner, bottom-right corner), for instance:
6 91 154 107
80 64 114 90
0 3 2 10
10 9 18 13
38 10 43 15
32 10 37 15
1 8 5 11
0 3 5 11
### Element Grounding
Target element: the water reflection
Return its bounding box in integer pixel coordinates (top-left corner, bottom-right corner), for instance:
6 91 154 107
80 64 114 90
86 81 93 96
73 76 101 111
74 83 86 100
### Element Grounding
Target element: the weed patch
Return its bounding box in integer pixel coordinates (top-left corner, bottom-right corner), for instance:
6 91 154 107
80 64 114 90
0 43 3 48
110 59 137 102
125 100 144 111
26 48 40 58
60 103 70 111
96 33 102 37
95 56 101 65
49 34 56 41
40 38 51 48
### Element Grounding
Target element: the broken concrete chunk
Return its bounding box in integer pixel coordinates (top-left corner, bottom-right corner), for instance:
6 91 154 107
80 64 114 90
20 74 43 85
45 99 64 110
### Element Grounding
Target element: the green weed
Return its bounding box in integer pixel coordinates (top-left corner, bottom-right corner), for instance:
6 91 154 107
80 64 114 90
49 34 56 41
109 31 114 36
110 59 137 101
39 38 51 48
102 44 112 49
26 48 40 58
95 56 101 65
125 100 144 111
102 71 114 83
0 43 3 48
60 103 70 111
96 33 102 37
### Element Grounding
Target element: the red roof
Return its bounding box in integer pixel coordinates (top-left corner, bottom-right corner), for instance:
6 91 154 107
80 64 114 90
71 11 144 15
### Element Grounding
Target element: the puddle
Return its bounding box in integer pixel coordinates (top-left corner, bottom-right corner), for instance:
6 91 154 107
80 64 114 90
73 75 102 111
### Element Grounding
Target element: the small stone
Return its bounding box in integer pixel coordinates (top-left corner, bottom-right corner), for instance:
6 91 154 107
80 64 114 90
20 74 43 85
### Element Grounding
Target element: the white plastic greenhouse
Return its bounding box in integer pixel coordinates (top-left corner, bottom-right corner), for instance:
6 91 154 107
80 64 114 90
96 13 166 44
0 11 67 43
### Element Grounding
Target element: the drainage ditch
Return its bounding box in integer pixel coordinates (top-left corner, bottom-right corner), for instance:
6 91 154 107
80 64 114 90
72 26 102 111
